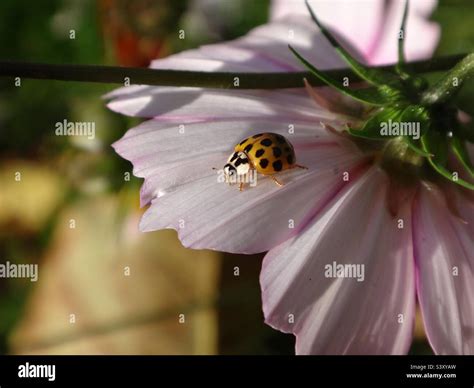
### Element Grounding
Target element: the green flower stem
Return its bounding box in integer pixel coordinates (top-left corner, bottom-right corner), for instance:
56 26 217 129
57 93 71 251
422 53 474 105
0 53 468 89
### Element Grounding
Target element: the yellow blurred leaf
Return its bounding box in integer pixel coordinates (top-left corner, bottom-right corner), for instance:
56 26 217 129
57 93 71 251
9 193 221 354
0 161 65 233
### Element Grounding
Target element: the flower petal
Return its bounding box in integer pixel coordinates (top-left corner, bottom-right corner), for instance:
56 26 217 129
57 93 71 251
120 119 367 253
105 15 348 107
111 82 365 254
107 2 439 116
114 117 338 200
154 16 349 72
261 166 416 354
107 86 340 119
413 184 474 354
270 0 439 65
369 0 440 64
271 0 384 63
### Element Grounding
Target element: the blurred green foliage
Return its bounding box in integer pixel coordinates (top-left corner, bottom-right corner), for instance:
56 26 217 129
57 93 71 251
432 0 474 117
0 0 271 355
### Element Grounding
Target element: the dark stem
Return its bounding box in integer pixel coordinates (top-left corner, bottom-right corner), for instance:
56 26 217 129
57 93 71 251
0 53 467 90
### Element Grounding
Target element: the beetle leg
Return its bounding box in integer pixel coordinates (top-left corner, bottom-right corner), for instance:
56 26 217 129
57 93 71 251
294 164 308 170
271 175 284 187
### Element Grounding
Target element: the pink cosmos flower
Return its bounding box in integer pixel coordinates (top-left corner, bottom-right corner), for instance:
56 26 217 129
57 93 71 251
107 0 474 354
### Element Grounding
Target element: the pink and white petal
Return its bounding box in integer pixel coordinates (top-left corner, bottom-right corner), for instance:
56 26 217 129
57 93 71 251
151 16 347 72
228 16 347 70
370 0 440 64
270 0 439 65
107 4 439 118
132 135 366 253
150 48 260 72
271 0 384 63
106 16 348 106
107 85 347 120
112 112 367 254
261 166 416 354
107 0 439 112
104 84 153 100
113 110 357 201
413 184 474 354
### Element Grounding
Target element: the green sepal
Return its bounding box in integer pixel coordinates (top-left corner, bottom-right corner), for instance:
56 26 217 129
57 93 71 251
289 45 390 106
346 107 402 139
396 105 431 156
399 105 431 136
377 84 406 103
451 136 474 177
404 136 433 158
421 130 474 190
409 76 429 93
404 136 432 157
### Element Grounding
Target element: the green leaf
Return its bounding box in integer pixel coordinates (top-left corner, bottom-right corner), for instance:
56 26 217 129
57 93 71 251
421 131 474 190
451 136 474 177
347 107 402 139
289 45 389 106
304 0 401 88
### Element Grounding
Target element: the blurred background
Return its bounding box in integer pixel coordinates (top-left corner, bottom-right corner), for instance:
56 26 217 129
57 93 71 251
0 0 473 355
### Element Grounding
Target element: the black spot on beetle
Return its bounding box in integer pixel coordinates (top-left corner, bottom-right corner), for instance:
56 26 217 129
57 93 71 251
261 138 273 147
275 134 286 143
259 159 269 168
253 133 263 138
287 154 294 164
225 164 236 175
272 160 283 171
272 147 282 158
244 144 253 153
235 157 249 167
255 149 265 158
239 139 247 146
230 152 239 162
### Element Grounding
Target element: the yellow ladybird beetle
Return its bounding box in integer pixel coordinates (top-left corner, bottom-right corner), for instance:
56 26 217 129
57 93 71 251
223 132 307 191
